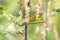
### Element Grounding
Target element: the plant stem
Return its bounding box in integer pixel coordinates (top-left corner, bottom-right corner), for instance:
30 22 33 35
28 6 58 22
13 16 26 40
25 22 28 40
24 0 30 40
18 0 23 20
36 0 42 20
25 0 30 23
43 0 50 40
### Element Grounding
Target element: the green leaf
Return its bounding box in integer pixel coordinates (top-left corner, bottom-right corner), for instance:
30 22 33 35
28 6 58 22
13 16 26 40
30 13 44 23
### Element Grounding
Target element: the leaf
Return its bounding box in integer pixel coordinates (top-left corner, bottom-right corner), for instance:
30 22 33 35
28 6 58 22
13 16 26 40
30 13 44 23
56 9 60 13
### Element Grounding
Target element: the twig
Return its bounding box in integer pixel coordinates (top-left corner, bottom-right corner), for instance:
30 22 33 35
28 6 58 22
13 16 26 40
25 0 30 40
43 0 50 40
24 22 28 40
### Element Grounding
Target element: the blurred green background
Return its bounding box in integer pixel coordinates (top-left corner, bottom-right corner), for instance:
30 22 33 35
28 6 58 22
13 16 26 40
0 0 60 40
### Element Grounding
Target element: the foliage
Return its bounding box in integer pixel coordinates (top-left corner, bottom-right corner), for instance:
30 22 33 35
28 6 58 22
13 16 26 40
0 0 60 40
